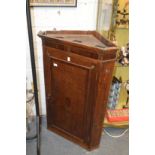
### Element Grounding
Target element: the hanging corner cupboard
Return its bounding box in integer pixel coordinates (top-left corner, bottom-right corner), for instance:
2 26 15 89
38 30 118 150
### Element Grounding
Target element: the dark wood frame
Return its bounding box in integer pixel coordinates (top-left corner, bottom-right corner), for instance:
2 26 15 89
30 0 77 7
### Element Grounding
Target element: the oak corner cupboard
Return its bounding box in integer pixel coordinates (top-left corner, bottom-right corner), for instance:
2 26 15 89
38 30 118 150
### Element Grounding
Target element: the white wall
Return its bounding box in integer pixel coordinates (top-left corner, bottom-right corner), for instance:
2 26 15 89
26 0 98 115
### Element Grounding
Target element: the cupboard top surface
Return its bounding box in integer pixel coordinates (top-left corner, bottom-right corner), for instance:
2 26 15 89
38 30 117 50
43 34 107 49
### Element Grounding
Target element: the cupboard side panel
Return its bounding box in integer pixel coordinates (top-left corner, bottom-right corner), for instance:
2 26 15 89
89 60 116 148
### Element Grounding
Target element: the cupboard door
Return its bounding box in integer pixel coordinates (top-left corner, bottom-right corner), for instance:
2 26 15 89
45 47 98 142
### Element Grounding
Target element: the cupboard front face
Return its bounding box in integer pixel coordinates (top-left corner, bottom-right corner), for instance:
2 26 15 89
43 46 99 145
39 31 117 150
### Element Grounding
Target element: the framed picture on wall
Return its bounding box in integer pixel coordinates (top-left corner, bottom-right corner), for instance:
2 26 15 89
30 0 77 7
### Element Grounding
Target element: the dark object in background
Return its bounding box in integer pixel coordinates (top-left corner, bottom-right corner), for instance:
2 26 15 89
123 80 129 108
38 30 118 151
26 0 41 155
118 43 129 66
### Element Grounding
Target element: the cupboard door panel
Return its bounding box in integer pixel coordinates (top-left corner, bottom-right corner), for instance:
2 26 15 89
46 48 97 141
